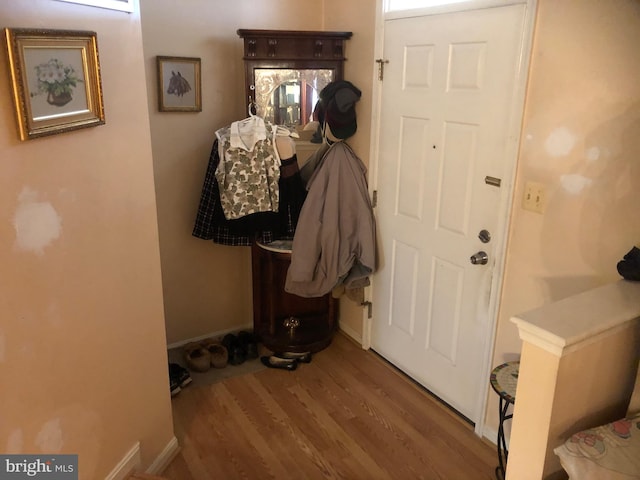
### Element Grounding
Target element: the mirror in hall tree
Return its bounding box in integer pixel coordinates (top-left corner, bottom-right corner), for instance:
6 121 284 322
238 29 352 127
253 68 334 126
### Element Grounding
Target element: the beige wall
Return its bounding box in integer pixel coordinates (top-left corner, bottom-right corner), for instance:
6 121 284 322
0 0 174 478
139 0 328 344
323 0 377 340
488 0 640 431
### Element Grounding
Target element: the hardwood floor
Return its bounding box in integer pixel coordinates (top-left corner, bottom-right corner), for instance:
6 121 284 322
163 332 497 479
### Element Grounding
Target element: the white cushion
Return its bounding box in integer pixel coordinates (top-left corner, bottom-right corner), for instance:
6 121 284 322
554 413 640 479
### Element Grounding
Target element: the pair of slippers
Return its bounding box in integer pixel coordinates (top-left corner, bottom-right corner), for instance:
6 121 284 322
183 339 228 372
260 351 312 371
617 246 640 281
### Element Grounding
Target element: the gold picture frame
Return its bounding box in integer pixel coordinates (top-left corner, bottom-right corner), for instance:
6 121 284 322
4 28 105 141
157 56 202 112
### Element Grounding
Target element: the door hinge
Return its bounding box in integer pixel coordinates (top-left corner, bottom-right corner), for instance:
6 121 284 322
361 301 373 319
371 190 378 208
375 59 389 81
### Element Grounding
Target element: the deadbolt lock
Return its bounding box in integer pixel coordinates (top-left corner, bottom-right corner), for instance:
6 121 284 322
478 229 491 243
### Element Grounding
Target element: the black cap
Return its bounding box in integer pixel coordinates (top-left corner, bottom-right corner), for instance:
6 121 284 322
317 80 361 140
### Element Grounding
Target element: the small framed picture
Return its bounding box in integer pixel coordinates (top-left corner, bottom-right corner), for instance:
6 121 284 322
157 56 202 112
4 28 105 141
54 0 134 13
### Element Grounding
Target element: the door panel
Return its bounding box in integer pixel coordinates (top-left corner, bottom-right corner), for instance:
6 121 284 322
438 121 477 234
397 117 429 219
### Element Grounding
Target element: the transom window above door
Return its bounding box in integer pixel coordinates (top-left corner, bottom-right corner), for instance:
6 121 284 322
384 0 469 12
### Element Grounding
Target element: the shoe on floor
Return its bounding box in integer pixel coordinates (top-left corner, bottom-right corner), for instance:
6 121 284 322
183 342 211 372
261 355 298 371
170 376 181 397
237 330 259 359
222 334 247 366
201 338 228 368
169 362 192 388
278 351 312 363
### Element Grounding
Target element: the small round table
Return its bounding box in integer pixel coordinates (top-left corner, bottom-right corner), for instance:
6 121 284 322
490 361 520 480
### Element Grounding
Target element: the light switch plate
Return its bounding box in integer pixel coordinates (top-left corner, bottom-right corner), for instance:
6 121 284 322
523 181 546 214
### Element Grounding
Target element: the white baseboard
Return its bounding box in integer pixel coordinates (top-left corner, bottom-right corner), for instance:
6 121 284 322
167 323 253 350
146 436 180 475
339 323 363 345
105 441 141 480
105 436 179 479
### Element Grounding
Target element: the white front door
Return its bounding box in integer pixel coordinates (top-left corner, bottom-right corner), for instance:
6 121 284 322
371 4 528 422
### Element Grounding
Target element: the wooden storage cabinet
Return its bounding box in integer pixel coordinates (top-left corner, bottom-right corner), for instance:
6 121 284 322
251 242 338 353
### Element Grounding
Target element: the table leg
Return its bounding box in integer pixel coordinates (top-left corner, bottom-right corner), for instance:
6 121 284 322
495 397 513 480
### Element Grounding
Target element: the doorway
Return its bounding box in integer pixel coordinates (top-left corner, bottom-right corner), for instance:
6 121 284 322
368 1 534 429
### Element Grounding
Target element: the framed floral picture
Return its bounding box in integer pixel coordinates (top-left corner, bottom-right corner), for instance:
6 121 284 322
4 28 105 141
156 56 202 112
